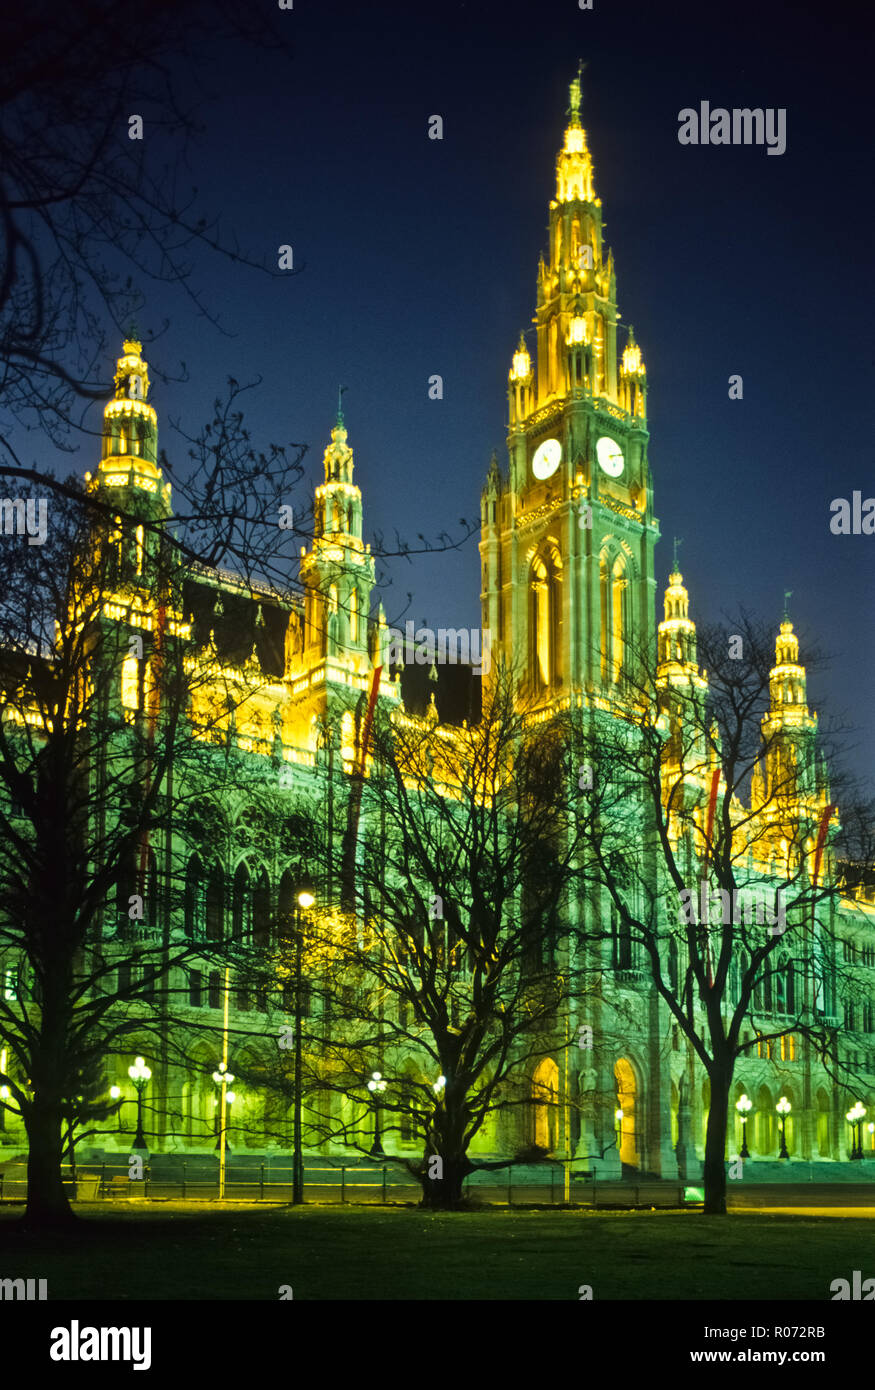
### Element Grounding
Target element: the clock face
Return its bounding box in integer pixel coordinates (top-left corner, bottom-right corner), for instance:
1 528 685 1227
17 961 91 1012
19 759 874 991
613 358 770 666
532 437 562 480
596 435 625 478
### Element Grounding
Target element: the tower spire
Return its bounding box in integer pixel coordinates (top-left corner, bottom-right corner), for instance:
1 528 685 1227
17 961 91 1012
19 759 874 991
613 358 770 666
337 384 347 428
568 61 585 122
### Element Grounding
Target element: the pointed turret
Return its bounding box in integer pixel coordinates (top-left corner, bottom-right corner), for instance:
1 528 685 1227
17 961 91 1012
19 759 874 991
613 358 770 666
656 560 708 796
759 618 819 807
508 334 534 426
533 67 618 406
92 339 169 505
86 338 171 589
620 324 647 420
657 566 697 673
299 406 374 673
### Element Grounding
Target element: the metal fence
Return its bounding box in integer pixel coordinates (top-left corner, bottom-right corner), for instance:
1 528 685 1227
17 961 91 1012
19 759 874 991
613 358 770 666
0 1160 693 1208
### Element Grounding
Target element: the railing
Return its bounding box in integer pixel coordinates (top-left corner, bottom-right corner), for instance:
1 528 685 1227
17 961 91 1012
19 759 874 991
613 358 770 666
0 1160 692 1208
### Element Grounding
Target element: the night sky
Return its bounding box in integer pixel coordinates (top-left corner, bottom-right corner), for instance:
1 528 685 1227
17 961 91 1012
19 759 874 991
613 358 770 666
31 0 875 782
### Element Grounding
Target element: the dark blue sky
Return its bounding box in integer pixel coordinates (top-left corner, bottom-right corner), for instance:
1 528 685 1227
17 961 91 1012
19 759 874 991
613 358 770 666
50 0 875 781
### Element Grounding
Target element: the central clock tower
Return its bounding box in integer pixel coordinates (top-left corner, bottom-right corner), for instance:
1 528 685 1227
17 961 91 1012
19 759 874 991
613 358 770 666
481 72 659 699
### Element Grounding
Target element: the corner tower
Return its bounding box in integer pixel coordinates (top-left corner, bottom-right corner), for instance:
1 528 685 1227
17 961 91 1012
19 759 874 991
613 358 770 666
284 404 397 760
87 338 172 582
480 73 659 700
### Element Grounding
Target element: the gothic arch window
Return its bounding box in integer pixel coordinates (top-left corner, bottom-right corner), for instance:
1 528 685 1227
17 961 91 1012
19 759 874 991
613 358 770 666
532 1057 559 1152
530 549 561 690
611 554 628 683
205 863 224 942
349 587 359 643
278 869 295 942
549 319 558 394
599 547 632 685
185 854 205 938
614 1058 638 1169
611 903 633 970
774 953 794 1015
253 869 271 949
595 314 605 394
667 937 679 991
121 654 139 711
232 861 251 943
132 847 158 928
754 1084 775 1155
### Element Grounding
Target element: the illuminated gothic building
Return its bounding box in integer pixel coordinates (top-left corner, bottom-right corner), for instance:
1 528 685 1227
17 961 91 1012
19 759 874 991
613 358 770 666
2 77 874 1179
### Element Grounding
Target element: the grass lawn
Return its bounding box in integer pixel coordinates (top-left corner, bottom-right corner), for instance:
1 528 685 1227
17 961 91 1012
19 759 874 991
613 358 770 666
0 1203 869 1299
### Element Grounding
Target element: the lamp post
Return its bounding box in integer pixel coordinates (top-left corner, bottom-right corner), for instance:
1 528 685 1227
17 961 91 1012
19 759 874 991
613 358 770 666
867 1121 874 1157
846 1101 866 1160
776 1095 791 1159
128 1056 151 1151
293 888 315 1204
735 1093 752 1159
368 1072 387 1156
614 1106 624 1167
212 1063 235 1154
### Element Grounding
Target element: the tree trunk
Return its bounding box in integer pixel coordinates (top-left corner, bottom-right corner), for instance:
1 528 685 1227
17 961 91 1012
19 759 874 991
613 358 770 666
23 1101 76 1228
421 1153 469 1209
23 950 77 1229
703 1064 731 1215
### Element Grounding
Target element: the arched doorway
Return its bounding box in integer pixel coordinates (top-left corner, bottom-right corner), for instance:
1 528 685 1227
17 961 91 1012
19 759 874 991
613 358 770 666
614 1058 638 1169
532 1058 559 1152
755 1084 775 1156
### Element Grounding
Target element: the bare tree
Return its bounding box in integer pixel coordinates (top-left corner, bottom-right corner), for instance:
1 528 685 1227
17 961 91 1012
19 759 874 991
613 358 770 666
0 380 309 1226
291 668 595 1208
570 611 869 1214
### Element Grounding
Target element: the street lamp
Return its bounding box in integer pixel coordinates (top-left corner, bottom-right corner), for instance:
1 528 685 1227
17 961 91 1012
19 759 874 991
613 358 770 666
368 1071 387 1156
212 1062 235 1153
614 1106 624 1165
109 1084 122 1134
292 886 315 1204
846 1101 866 1160
776 1096 791 1159
127 1056 151 1151
735 1093 752 1159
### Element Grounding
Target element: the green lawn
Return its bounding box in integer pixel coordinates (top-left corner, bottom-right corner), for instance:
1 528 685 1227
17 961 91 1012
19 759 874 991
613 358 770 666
0 1204 869 1299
